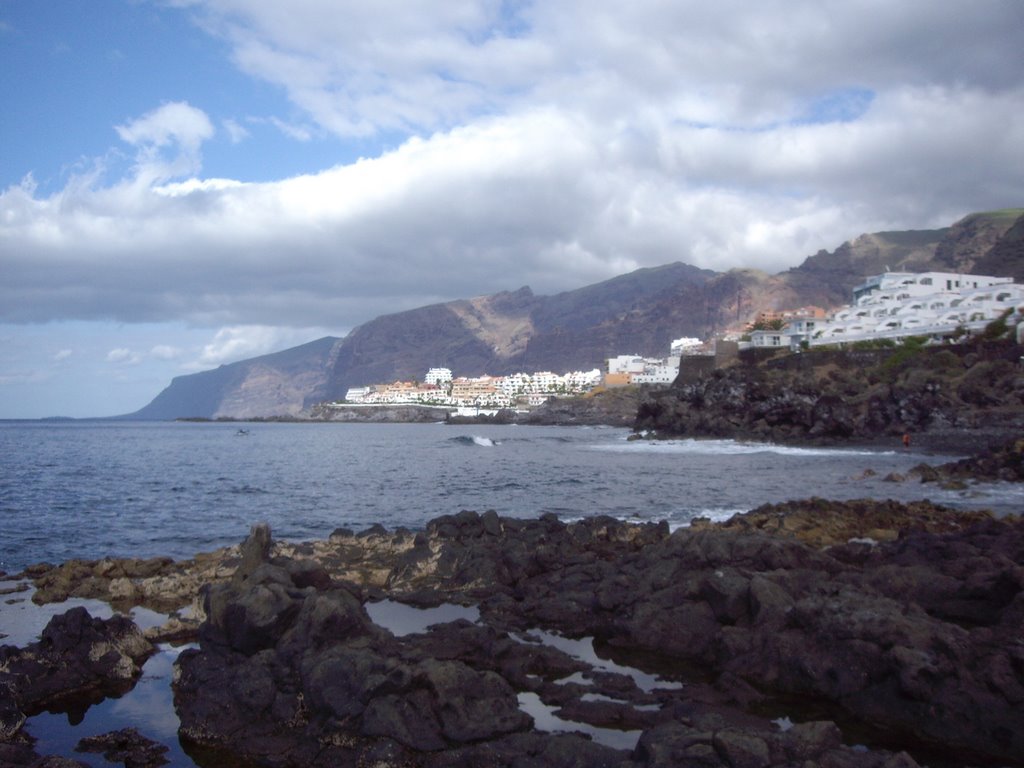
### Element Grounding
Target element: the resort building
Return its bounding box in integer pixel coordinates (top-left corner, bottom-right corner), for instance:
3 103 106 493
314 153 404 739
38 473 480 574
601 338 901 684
606 353 681 385
670 337 704 355
810 271 1024 347
344 386 373 402
450 376 512 408
424 368 453 386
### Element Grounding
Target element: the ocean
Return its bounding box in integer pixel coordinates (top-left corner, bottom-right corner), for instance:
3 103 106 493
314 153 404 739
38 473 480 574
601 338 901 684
2 419 1021 573
2 419 1023 767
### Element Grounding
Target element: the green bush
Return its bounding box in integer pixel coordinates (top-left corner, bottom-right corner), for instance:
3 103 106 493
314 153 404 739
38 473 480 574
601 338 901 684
979 309 1014 341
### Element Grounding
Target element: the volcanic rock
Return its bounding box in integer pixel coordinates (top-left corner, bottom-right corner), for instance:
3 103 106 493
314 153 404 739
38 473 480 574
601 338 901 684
166 508 1024 766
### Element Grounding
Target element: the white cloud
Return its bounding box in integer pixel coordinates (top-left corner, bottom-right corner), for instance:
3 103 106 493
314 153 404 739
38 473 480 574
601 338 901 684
1 1 1022 339
53 349 73 361
265 116 314 141
0 370 50 385
115 101 215 183
187 325 336 370
222 118 250 143
106 348 141 364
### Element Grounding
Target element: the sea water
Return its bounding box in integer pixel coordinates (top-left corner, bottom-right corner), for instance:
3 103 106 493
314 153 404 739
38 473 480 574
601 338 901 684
2 420 1022 767
2 419 1021 573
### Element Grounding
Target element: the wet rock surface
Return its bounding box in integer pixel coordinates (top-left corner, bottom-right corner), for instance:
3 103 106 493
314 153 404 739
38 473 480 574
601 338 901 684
7 502 1022 767
0 608 154 767
76 727 169 768
157 506 1024 767
925 437 1024 483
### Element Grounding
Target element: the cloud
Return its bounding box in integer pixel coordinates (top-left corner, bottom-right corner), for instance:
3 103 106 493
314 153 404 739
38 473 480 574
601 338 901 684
2 0 1023 341
53 349 73 361
106 348 141 364
115 101 215 183
222 118 250 143
0 370 50 385
268 116 315 141
188 325 336 369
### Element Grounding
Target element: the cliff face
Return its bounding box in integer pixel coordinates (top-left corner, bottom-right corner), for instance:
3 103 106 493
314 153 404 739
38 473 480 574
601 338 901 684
127 209 1024 419
323 262 719 398
635 340 1024 448
124 337 343 420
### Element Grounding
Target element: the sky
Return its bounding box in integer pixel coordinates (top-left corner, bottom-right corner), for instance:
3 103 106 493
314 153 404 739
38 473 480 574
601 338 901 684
2 1 1023 418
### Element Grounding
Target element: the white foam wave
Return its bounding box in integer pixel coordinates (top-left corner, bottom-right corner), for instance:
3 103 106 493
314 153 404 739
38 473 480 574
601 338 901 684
472 435 496 447
591 437 894 458
615 508 747 530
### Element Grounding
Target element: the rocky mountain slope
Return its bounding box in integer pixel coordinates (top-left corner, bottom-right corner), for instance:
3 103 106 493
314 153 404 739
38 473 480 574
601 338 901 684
128 336 344 420
125 209 1024 419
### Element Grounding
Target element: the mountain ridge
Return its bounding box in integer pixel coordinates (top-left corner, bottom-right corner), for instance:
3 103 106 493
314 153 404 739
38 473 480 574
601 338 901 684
123 209 1024 419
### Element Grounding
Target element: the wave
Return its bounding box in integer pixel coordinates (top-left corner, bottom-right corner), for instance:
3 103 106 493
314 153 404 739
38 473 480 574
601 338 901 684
448 435 498 447
611 507 748 531
590 437 895 458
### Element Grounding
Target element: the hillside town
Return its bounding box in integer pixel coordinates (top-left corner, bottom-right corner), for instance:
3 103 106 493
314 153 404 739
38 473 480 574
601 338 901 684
330 270 1024 414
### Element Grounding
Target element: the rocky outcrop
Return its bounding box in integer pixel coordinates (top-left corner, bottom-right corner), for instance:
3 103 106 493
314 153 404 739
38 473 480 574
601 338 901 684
925 437 1024 483
698 498 997 547
173 525 534 766
0 608 154 766
306 403 456 422
0 608 153 711
75 728 169 768
636 341 1024 448
24 549 239 643
161 507 1022 767
517 387 642 427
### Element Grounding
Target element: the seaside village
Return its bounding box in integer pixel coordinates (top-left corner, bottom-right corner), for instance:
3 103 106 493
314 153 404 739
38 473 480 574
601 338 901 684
333 270 1024 416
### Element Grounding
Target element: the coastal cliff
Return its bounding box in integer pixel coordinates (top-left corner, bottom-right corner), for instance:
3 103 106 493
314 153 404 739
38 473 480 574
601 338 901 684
634 338 1024 451
122 209 1024 421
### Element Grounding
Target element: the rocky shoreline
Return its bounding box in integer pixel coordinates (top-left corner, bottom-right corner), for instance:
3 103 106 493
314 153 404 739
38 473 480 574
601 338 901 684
3 498 1022 768
635 341 1024 451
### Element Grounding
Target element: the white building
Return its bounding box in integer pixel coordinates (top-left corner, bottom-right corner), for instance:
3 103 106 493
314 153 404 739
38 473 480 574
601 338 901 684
607 353 681 385
632 356 682 384
607 355 647 375
424 368 453 386
670 337 703 355
850 272 1011 304
563 368 602 390
344 386 372 402
810 271 1024 346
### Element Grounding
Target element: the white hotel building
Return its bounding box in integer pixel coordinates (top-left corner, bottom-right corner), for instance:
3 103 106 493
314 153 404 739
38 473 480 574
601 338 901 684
746 271 1024 350
811 272 1024 346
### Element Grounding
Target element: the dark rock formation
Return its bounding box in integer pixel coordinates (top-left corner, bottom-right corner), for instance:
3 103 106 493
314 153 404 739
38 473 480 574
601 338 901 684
76 727 169 768
0 609 154 767
927 437 1024 483
0 608 153 711
636 341 1024 448
698 498 997 547
517 387 642 427
171 509 1022 767
174 526 533 766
